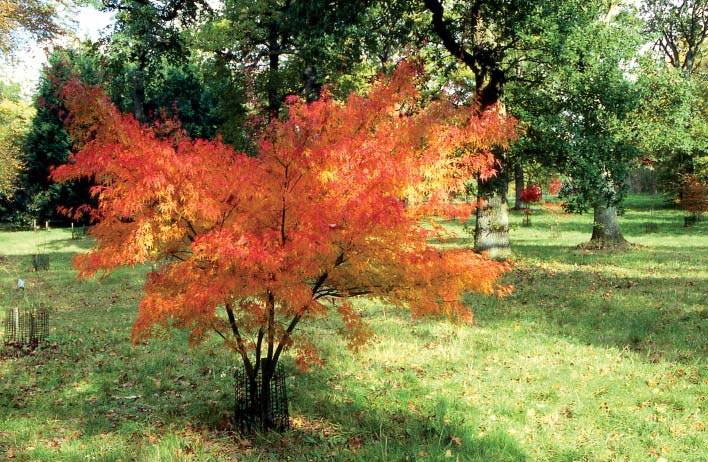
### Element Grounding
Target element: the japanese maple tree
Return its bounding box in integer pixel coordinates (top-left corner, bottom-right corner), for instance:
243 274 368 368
52 63 516 429
519 184 542 206
519 184 542 225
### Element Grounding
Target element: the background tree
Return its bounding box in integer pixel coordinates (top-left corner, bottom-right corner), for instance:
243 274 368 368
509 6 642 247
418 0 609 258
99 0 209 122
0 80 32 213
639 0 708 195
642 0 708 74
678 174 708 223
0 0 63 56
626 57 708 195
193 0 373 120
53 64 516 430
10 46 101 225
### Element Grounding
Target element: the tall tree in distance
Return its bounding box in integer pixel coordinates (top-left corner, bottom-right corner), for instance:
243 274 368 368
53 63 516 430
0 81 32 215
420 0 605 258
641 0 708 191
100 0 209 122
0 0 63 56
537 7 642 247
642 0 708 74
14 46 101 224
194 0 370 120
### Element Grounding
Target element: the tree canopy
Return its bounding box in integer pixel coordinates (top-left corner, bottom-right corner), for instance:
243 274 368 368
0 0 63 56
0 81 32 204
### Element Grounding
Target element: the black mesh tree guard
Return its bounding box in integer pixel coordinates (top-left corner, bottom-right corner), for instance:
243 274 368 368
32 254 49 271
3 307 49 347
234 363 290 432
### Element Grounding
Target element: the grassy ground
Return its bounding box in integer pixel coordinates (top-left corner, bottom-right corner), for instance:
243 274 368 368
0 194 706 462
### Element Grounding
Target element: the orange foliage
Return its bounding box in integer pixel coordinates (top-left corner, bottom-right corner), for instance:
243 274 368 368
679 174 708 216
52 62 516 369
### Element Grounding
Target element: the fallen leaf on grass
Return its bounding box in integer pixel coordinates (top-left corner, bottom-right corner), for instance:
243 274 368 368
347 436 362 451
47 438 63 448
112 395 141 400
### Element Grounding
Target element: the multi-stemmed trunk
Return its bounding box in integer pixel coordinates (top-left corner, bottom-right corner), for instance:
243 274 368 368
227 292 296 432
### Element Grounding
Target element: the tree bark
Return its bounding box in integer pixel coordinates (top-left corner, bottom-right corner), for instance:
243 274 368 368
513 163 525 210
132 67 146 123
267 28 281 120
588 204 628 248
424 0 512 258
304 66 321 103
475 176 511 260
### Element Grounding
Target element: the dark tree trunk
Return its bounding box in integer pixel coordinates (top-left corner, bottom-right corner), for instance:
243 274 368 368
304 66 322 103
267 30 280 121
475 175 511 260
513 163 525 210
234 294 292 432
258 359 274 428
133 67 146 123
589 204 628 247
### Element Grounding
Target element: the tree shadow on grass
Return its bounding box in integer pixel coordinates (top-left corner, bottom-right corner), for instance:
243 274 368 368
0 327 528 462
282 369 528 462
514 216 707 239
471 253 708 365
0 325 238 461
35 231 95 253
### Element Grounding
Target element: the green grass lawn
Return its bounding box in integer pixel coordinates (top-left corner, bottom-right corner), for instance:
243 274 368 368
0 194 706 461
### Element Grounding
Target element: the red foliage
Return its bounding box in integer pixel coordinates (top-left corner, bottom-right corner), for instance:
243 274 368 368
52 62 517 370
679 174 708 216
519 184 542 206
547 178 562 196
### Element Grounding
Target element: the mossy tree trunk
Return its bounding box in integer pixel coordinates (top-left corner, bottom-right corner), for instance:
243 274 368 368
589 204 628 247
475 176 511 260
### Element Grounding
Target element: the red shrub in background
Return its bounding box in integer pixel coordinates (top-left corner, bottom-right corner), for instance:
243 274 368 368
547 178 562 196
519 184 542 205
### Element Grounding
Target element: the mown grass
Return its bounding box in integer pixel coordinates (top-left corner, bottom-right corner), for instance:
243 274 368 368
0 194 706 462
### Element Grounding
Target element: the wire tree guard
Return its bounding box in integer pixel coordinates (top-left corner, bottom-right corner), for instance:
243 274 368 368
3 307 49 347
32 254 50 271
234 363 290 432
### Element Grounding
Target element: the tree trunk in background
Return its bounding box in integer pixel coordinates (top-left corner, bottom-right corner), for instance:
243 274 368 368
513 163 525 210
588 204 628 248
133 67 146 123
475 176 511 260
267 28 281 121
424 0 512 258
304 66 322 103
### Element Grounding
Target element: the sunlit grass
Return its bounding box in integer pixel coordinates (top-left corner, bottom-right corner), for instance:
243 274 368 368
0 195 706 461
